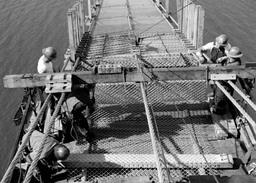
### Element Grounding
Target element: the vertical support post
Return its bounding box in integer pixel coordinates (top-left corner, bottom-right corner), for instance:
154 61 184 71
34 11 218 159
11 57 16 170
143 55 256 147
186 0 191 40
67 9 76 61
79 0 85 34
88 0 92 19
75 3 81 42
165 0 170 15
188 3 195 42
192 5 199 47
176 0 183 31
71 8 77 49
182 0 188 35
197 5 205 48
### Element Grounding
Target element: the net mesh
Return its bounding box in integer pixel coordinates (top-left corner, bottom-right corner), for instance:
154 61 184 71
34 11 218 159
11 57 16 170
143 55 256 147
75 32 196 71
64 80 224 182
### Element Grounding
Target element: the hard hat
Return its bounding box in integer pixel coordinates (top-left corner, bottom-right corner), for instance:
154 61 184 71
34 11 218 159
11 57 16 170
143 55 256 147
53 144 70 160
215 34 228 46
227 46 243 58
42 47 57 60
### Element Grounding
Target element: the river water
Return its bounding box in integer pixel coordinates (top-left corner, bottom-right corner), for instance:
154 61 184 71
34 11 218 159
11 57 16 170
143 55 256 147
0 0 256 179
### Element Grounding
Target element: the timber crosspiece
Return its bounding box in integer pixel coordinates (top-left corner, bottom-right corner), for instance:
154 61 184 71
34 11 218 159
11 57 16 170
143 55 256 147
3 0 256 183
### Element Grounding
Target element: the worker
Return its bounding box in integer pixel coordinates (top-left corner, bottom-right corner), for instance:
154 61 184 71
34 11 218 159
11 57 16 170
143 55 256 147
221 46 243 66
37 47 60 117
23 130 70 183
63 83 95 145
196 34 231 64
37 47 57 74
211 47 254 114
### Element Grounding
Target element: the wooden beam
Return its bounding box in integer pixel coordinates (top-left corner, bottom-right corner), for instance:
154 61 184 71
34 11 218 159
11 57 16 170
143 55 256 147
3 65 256 88
62 153 233 168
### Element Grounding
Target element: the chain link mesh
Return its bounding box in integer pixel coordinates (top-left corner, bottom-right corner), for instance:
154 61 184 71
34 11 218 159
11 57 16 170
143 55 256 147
64 80 225 182
75 31 197 71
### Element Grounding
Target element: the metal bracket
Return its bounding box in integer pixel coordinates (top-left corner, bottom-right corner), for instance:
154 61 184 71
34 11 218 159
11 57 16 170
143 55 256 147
210 74 236 81
45 73 72 93
97 64 122 74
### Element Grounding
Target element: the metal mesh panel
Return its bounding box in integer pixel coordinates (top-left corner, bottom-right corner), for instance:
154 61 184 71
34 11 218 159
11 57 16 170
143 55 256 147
63 80 226 182
75 32 196 71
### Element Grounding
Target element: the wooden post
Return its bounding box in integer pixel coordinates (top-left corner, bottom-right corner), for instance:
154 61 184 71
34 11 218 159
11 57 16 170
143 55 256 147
197 5 205 48
165 0 170 15
192 5 199 47
79 0 85 33
67 9 75 60
182 0 188 35
176 0 183 31
88 0 92 19
188 3 195 43
75 3 81 42
186 0 191 40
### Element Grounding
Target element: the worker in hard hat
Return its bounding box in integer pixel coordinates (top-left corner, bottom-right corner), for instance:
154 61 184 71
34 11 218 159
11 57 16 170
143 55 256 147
22 130 70 183
62 83 95 145
37 47 60 117
211 47 254 114
37 47 57 74
196 34 231 64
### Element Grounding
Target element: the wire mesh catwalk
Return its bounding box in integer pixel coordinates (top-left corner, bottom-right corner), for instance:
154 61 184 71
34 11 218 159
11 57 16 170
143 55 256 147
66 0 231 182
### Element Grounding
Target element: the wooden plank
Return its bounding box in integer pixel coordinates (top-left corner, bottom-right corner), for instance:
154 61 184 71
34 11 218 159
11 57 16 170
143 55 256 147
67 9 75 59
62 153 233 168
197 5 205 48
192 5 199 48
3 65 256 88
182 0 188 34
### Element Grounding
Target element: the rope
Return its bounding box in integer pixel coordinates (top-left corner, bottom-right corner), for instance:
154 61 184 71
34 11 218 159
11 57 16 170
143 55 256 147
23 93 66 183
23 57 80 183
140 82 170 183
0 94 52 183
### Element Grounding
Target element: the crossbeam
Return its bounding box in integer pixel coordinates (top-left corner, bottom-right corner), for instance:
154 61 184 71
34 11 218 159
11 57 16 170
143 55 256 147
63 153 233 169
3 65 256 88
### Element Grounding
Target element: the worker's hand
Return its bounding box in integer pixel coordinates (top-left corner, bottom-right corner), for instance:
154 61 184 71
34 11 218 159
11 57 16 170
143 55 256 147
216 56 228 63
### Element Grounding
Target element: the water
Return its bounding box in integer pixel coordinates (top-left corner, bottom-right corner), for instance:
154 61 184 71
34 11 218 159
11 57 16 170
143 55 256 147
0 0 256 179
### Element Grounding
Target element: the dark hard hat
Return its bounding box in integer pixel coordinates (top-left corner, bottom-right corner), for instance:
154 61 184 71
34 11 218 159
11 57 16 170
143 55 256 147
42 47 57 60
215 34 228 46
227 46 243 58
53 144 70 160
